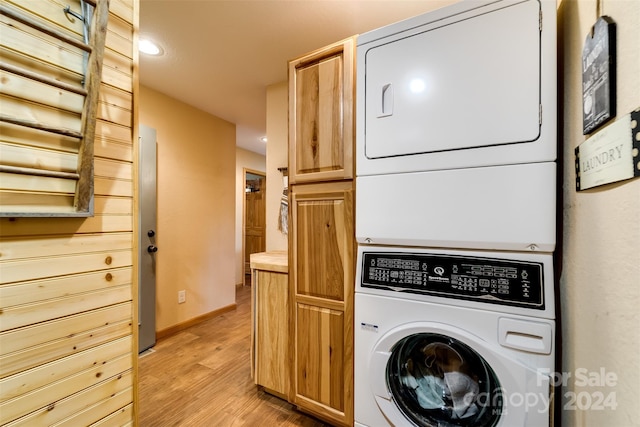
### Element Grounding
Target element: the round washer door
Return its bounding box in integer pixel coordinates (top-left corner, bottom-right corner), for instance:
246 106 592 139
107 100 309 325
388 333 501 426
369 323 520 427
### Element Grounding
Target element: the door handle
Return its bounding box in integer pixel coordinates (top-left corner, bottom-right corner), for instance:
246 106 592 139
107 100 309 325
147 245 158 253
379 83 393 117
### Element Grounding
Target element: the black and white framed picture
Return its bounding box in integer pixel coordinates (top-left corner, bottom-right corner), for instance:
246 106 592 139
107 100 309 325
582 16 616 135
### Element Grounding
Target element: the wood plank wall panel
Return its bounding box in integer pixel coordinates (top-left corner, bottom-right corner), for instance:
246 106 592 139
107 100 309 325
0 71 84 114
0 215 133 237
0 0 138 425
0 122 79 155
6 0 85 36
0 12 85 75
0 303 132 356
4 371 132 427
0 354 132 424
95 121 133 162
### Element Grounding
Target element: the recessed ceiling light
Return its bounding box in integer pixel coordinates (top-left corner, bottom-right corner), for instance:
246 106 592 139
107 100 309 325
139 39 163 55
260 136 268 143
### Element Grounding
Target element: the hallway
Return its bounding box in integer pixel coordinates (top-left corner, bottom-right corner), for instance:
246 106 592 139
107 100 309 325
138 284 329 426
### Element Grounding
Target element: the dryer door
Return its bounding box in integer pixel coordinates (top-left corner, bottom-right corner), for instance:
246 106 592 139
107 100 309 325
363 0 542 160
356 0 557 176
369 323 551 427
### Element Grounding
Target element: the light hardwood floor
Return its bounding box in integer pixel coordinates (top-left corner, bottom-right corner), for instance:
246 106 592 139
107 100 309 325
138 282 330 426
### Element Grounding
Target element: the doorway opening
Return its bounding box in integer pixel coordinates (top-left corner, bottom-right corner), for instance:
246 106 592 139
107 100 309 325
243 169 266 285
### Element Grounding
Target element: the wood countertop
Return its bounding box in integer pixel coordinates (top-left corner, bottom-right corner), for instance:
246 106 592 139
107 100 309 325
249 251 288 273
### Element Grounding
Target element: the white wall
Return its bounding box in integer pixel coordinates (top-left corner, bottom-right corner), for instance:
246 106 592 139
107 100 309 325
558 1 640 425
265 81 289 252
235 148 266 285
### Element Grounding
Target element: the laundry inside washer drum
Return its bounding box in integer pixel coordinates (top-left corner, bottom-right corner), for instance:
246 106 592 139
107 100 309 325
387 333 503 427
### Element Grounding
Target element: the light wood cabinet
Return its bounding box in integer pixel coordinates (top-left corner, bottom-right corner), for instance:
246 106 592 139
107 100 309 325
289 36 356 427
250 252 289 398
288 37 355 185
289 182 355 426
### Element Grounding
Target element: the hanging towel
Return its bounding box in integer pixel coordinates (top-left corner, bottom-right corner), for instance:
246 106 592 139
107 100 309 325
278 188 288 235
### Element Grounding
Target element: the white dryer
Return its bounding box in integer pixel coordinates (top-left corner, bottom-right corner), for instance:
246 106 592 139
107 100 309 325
355 0 557 252
356 0 557 175
354 246 556 427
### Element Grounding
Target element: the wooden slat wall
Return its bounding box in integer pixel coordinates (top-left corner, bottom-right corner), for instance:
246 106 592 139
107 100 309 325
0 0 119 216
0 0 137 425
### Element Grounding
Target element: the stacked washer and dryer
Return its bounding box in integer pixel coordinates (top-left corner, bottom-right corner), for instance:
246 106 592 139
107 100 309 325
354 1 558 426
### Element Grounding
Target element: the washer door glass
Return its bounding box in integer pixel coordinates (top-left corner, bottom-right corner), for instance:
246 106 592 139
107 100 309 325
387 333 503 427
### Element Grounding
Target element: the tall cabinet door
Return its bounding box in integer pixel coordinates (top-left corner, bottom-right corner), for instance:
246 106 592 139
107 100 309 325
289 181 354 426
289 37 355 184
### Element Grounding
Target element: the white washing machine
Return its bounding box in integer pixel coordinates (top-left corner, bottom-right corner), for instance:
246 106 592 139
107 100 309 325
353 1 558 425
354 246 555 427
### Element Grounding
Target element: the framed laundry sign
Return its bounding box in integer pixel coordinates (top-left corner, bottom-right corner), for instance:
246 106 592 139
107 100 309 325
575 109 640 191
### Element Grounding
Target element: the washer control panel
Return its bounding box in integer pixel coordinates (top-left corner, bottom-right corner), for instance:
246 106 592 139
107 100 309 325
361 252 544 309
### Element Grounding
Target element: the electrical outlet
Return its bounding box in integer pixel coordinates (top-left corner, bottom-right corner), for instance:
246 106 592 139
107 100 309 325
178 290 186 304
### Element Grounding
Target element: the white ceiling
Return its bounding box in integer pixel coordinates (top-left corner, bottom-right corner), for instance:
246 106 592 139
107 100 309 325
139 0 456 155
